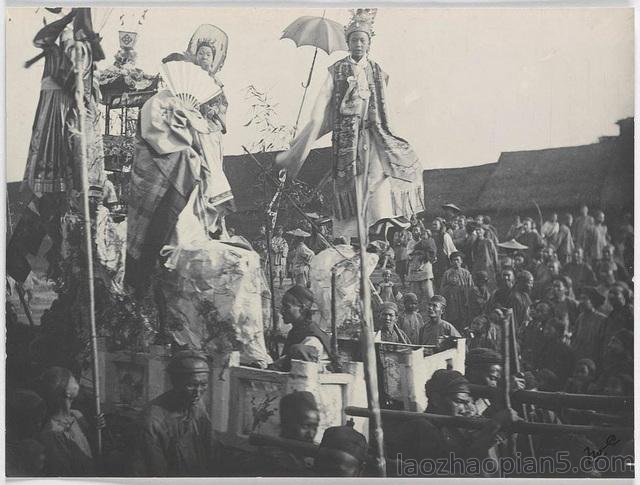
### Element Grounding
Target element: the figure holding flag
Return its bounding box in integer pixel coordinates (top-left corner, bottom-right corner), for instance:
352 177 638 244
276 8 420 238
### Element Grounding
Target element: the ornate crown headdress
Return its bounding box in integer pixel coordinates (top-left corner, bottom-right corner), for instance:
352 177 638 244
196 38 217 56
345 8 377 40
187 24 229 74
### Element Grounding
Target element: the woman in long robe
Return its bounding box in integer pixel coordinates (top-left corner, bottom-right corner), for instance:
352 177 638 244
22 15 76 196
470 225 499 292
440 252 475 331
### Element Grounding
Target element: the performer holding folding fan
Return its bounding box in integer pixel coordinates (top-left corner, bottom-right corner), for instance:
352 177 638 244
125 24 234 294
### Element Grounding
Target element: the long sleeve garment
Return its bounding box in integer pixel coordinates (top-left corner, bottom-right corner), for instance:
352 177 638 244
275 55 420 237
133 390 219 477
440 267 475 331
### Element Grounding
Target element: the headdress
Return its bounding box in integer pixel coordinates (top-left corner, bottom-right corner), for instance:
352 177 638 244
187 24 229 74
576 286 605 307
167 350 210 375
403 292 418 304
319 422 368 462
466 348 503 367
441 203 462 213
430 295 447 307
425 369 470 398
279 391 318 423
287 228 311 238
345 8 377 40
575 358 596 376
611 328 633 354
551 275 571 289
378 301 398 315
516 270 534 282
284 285 315 309
474 270 489 283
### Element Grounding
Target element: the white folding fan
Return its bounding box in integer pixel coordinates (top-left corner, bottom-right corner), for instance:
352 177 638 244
160 60 222 110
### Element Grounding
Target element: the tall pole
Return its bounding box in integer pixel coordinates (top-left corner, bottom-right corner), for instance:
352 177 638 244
74 40 102 456
352 118 386 476
265 199 280 360
330 267 338 357
509 310 536 459
502 309 514 474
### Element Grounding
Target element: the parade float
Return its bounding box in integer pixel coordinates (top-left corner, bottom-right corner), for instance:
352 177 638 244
8 11 633 478
98 30 159 206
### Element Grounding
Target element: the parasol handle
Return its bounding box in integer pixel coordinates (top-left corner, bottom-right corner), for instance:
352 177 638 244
301 47 319 88
293 47 319 139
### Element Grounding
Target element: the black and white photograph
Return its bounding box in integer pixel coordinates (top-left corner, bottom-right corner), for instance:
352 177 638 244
3 4 635 479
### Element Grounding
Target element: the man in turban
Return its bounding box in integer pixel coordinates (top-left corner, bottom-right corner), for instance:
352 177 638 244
418 295 461 347
274 286 333 368
251 391 320 476
133 350 220 476
314 422 368 477
465 348 504 415
374 302 410 343
385 369 518 477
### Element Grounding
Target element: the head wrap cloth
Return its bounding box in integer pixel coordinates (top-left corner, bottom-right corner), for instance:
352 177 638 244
279 391 318 422
466 347 503 367
378 301 398 315
284 285 315 309
168 350 210 374
425 369 470 399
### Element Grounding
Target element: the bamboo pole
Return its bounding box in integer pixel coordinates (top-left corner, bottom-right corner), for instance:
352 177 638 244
263 177 280 360
330 267 338 358
467 384 633 412
501 309 514 475
512 390 634 411
74 40 102 456
502 310 512 410
345 407 633 438
352 114 386 477
509 310 536 459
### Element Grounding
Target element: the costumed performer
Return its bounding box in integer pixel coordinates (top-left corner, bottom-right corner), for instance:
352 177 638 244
125 24 233 293
275 9 420 239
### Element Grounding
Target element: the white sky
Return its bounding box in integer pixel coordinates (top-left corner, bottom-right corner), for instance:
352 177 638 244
5 6 635 182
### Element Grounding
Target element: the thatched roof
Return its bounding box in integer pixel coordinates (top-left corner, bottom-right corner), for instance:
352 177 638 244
476 142 613 212
600 133 634 211
423 117 633 216
422 162 497 216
